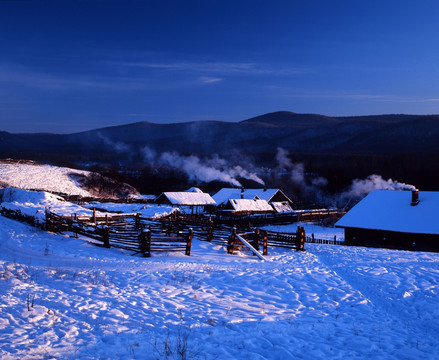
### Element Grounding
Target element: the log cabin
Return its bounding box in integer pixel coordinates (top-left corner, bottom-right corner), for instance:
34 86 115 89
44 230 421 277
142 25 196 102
336 189 439 252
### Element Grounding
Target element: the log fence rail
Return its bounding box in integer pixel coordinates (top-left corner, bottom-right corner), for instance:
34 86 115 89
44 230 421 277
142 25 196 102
2 205 342 260
45 211 192 257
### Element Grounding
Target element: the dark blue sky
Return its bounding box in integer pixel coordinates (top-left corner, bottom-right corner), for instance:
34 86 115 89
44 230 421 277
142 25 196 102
1 0 439 133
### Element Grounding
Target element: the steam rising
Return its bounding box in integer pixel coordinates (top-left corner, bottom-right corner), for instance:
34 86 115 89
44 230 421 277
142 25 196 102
275 147 328 196
342 174 416 200
142 146 264 187
98 133 131 153
102 137 416 205
275 148 415 206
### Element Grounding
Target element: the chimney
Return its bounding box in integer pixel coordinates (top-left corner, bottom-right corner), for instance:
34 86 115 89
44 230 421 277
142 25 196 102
411 189 420 206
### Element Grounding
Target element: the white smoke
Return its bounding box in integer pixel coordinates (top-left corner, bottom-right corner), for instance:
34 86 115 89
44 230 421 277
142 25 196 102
275 147 328 194
159 152 242 187
342 174 416 200
275 147 293 169
141 146 156 163
142 147 264 187
311 176 328 188
97 133 131 154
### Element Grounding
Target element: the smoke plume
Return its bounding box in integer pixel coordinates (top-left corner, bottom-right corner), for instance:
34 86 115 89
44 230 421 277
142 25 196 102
341 174 415 201
97 133 132 154
142 147 264 187
275 147 328 199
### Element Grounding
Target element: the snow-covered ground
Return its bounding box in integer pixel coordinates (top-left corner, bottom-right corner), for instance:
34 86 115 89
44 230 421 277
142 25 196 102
0 162 92 197
262 222 345 242
0 188 178 224
85 201 179 219
0 188 100 223
0 162 141 200
1 214 438 359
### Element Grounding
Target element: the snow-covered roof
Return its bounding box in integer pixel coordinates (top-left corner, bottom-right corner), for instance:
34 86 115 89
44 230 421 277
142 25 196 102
224 198 274 213
336 190 439 235
271 201 294 213
213 188 288 205
156 192 216 206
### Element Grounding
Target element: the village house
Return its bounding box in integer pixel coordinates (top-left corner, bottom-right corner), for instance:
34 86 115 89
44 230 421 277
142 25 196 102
154 187 216 214
221 198 274 215
336 189 439 252
212 187 294 214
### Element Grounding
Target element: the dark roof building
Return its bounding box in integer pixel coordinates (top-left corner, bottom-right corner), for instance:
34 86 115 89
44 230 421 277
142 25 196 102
336 190 439 252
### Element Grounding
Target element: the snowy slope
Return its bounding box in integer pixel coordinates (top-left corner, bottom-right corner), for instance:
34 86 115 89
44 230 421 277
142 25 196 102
0 214 438 359
0 162 92 197
0 188 104 222
0 161 141 199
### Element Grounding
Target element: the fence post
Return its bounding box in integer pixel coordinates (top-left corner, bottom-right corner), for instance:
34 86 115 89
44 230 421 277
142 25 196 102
74 213 78 238
207 217 214 242
135 213 141 230
139 229 150 257
93 208 97 227
146 227 152 257
262 230 268 256
103 227 110 248
296 226 305 251
252 228 260 252
186 228 193 256
227 226 237 254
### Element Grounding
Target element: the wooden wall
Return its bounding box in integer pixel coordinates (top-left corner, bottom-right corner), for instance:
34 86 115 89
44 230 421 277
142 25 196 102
344 227 439 252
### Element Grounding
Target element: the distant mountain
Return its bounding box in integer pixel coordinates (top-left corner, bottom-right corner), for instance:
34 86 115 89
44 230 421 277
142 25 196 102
1 110 439 166
2 111 439 192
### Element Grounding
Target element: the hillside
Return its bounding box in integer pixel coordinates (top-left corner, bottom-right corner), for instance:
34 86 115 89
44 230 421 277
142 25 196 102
2 111 439 158
0 160 141 200
1 111 439 193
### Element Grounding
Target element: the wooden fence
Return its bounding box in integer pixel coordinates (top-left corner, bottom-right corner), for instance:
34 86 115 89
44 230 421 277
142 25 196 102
227 227 267 256
2 204 342 260
226 226 306 257
295 209 345 223
264 229 344 246
306 233 344 246
263 227 306 252
45 211 193 257
1 207 44 228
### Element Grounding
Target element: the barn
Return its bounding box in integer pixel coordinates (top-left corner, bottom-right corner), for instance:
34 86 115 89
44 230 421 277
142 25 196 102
336 189 439 252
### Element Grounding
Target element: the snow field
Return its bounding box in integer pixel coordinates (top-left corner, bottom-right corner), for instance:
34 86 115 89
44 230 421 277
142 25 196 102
0 163 92 197
0 188 178 226
0 216 438 359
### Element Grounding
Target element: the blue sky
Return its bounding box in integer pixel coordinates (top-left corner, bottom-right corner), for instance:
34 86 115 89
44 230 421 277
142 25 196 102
1 0 439 133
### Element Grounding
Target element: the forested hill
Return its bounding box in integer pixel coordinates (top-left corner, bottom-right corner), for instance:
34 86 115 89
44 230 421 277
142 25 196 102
1 111 438 157
1 111 438 191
